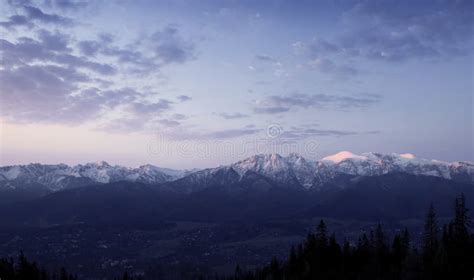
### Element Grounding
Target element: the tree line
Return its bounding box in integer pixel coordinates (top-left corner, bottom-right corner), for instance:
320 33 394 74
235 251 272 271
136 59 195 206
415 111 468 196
0 252 77 280
227 194 473 280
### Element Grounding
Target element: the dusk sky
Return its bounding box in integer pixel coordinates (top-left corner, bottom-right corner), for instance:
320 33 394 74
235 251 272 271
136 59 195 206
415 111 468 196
0 0 473 169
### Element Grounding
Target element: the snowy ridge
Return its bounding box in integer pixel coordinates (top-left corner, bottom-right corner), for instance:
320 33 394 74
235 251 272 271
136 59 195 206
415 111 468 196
0 162 188 191
228 152 474 188
0 152 473 192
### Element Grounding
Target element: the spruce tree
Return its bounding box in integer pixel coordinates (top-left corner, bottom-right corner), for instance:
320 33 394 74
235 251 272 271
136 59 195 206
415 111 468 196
447 193 472 279
315 220 328 248
422 203 439 266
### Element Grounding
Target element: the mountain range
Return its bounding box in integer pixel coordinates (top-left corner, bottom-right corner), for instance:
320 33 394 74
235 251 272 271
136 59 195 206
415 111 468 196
1 151 472 195
0 151 473 226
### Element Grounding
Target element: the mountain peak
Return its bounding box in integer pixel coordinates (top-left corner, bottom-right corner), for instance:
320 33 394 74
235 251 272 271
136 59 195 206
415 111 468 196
287 152 303 159
138 164 158 170
322 151 368 163
86 161 111 168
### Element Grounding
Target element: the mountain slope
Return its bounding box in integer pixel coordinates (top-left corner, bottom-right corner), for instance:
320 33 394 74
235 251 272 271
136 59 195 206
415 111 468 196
308 173 474 220
2 173 472 227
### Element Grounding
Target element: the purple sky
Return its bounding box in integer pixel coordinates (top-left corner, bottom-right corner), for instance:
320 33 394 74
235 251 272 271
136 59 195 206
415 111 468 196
0 0 473 168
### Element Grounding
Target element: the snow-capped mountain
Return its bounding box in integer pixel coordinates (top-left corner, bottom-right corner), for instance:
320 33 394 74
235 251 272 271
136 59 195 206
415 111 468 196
0 162 188 192
321 151 473 182
231 154 301 186
186 151 473 191
0 152 472 196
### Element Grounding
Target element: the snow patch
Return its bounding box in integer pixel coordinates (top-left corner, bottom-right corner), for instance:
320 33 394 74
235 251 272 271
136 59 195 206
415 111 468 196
322 151 368 164
1 166 22 180
399 153 416 159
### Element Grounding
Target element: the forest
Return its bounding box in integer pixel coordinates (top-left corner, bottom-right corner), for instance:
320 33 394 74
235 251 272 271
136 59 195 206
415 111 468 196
227 194 473 280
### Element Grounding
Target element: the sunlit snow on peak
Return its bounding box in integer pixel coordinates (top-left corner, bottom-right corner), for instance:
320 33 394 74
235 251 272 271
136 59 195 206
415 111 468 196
399 153 416 159
322 151 368 164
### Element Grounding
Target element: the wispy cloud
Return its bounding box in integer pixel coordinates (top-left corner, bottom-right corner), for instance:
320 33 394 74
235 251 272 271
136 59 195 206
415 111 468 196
74 25 196 74
0 30 116 75
254 93 381 114
255 54 277 63
205 128 261 139
307 58 358 76
216 112 249 119
278 125 380 139
281 127 357 138
296 1 473 63
0 4 74 28
44 0 89 11
177 95 192 102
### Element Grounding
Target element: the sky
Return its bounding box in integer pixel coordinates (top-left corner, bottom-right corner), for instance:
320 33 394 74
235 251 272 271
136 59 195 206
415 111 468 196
0 0 473 169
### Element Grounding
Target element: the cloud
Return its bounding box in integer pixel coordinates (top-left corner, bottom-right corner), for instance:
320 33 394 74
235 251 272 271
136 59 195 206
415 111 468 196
0 3 198 134
0 65 91 123
158 119 181 127
293 39 339 56
205 128 261 139
128 100 173 115
293 41 358 76
254 106 290 114
44 0 89 11
0 66 77 121
77 40 101 56
76 37 158 73
297 1 473 63
55 54 117 75
74 25 196 74
171 113 187 120
276 125 380 140
0 61 172 125
255 54 276 62
23 5 73 25
217 112 249 119
166 124 359 141
152 113 188 128
0 15 33 28
0 4 75 29
37 29 71 52
151 25 195 64
308 58 358 76
160 125 263 141
254 93 381 114
0 31 116 75
177 95 192 102
280 127 358 139
97 117 148 134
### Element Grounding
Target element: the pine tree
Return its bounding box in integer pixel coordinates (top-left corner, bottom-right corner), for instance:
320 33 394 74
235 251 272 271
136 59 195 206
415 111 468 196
375 224 389 278
422 203 439 266
391 234 404 278
374 224 387 254
401 227 410 257
286 245 298 277
452 193 469 243
447 193 472 279
315 220 328 248
17 252 41 280
269 257 281 280
60 268 68 280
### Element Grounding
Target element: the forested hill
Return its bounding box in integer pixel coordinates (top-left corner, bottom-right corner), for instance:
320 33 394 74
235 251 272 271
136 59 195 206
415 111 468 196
225 194 474 280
